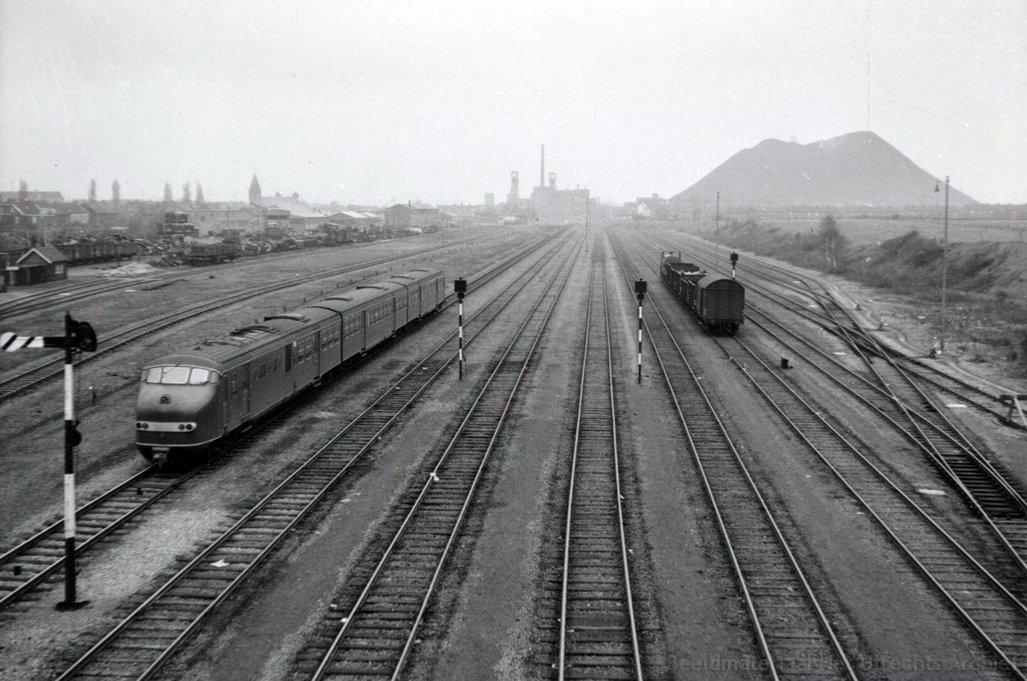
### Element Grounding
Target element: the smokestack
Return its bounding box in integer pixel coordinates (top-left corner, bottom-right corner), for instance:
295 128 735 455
540 144 545 189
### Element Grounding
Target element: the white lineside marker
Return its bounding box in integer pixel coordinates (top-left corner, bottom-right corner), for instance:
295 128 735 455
917 489 946 496
945 403 968 409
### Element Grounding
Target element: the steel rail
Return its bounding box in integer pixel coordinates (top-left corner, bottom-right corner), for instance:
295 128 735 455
737 303 1027 577
627 231 1027 675
609 230 860 681
640 232 1027 572
50 236 573 681
0 232 555 403
0 233 501 321
723 333 1027 678
309 236 581 681
653 230 1021 426
810 285 1027 515
557 240 644 680
0 234 564 615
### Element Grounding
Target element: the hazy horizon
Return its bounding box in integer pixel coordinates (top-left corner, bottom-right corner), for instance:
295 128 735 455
2 1 1025 206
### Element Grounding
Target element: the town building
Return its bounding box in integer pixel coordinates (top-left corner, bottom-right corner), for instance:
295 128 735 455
384 203 452 230
326 211 379 232
0 200 42 232
0 190 64 202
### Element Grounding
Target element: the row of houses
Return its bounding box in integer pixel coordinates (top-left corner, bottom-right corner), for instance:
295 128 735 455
2 197 455 242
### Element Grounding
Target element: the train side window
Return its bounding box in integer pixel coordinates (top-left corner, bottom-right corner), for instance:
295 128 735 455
285 343 293 372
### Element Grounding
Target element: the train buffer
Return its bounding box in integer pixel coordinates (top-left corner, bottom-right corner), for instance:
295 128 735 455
998 394 1027 430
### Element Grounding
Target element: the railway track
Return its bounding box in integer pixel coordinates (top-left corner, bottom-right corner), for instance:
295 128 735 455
50 235 577 680
0 235 567 618
291 237 579 681
816 297 1027 519
541 242 644 679
623 231 1027 676
0 234 554 404
0 234 507 322
610 232 861 680
0 248 363 321
659 231 1024 429
720 332 1027 678
0 463 184 611
635 231 1027 577
738 304 1027 571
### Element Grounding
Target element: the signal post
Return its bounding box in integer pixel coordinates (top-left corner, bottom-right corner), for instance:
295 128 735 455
454 278 467 380
634 279 647 384
2 313 97 609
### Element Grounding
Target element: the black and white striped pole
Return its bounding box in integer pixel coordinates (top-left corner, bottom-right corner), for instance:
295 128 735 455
454 278 467 380
634 279 647 384
4 313 98 610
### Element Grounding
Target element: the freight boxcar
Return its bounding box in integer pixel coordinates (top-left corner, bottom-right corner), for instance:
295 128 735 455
660 251 744 335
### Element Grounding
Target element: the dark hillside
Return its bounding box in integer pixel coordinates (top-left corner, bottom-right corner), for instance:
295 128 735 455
672 131 977 208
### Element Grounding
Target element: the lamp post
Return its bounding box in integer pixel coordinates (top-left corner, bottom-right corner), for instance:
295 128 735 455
934 176 949 353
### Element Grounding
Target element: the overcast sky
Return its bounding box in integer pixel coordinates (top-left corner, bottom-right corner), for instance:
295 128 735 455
1 0 1024 205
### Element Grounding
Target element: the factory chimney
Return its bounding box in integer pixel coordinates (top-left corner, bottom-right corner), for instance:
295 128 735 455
540 144 545 189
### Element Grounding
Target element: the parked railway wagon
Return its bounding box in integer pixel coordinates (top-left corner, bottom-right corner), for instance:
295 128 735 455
135 268 446 461
660 251 744 335
56 239 141 265
185 242 241 265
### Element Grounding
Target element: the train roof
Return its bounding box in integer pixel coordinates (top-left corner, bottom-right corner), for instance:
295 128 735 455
697 274 745 290
388 268 442 284
264 306 338 325
146 316 313 369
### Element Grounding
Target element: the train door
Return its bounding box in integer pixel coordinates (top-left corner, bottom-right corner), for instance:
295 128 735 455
223 375 232 432
241 364 251 420
314 330 322 377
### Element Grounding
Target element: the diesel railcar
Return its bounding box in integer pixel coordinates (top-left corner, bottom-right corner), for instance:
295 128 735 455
135 268 445 461
660 251 744 335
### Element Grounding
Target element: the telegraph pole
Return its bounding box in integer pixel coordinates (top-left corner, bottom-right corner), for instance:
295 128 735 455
935 176 950 353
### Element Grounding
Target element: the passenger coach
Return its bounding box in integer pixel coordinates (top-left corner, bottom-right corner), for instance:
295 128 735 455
136 268 445 461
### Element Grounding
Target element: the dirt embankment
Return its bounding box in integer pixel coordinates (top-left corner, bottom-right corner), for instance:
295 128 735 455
697 219 1027 378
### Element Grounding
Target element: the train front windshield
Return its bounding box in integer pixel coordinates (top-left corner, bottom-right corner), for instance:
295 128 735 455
142 366 219 385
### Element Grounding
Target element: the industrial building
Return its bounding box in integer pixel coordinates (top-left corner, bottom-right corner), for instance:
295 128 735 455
529 145 593 225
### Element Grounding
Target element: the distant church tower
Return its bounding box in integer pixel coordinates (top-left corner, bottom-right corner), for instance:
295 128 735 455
249 174 262 206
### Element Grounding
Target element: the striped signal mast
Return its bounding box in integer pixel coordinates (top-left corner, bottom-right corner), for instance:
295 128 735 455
454 278 467 380
3 312 98 609
634 279 647 384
